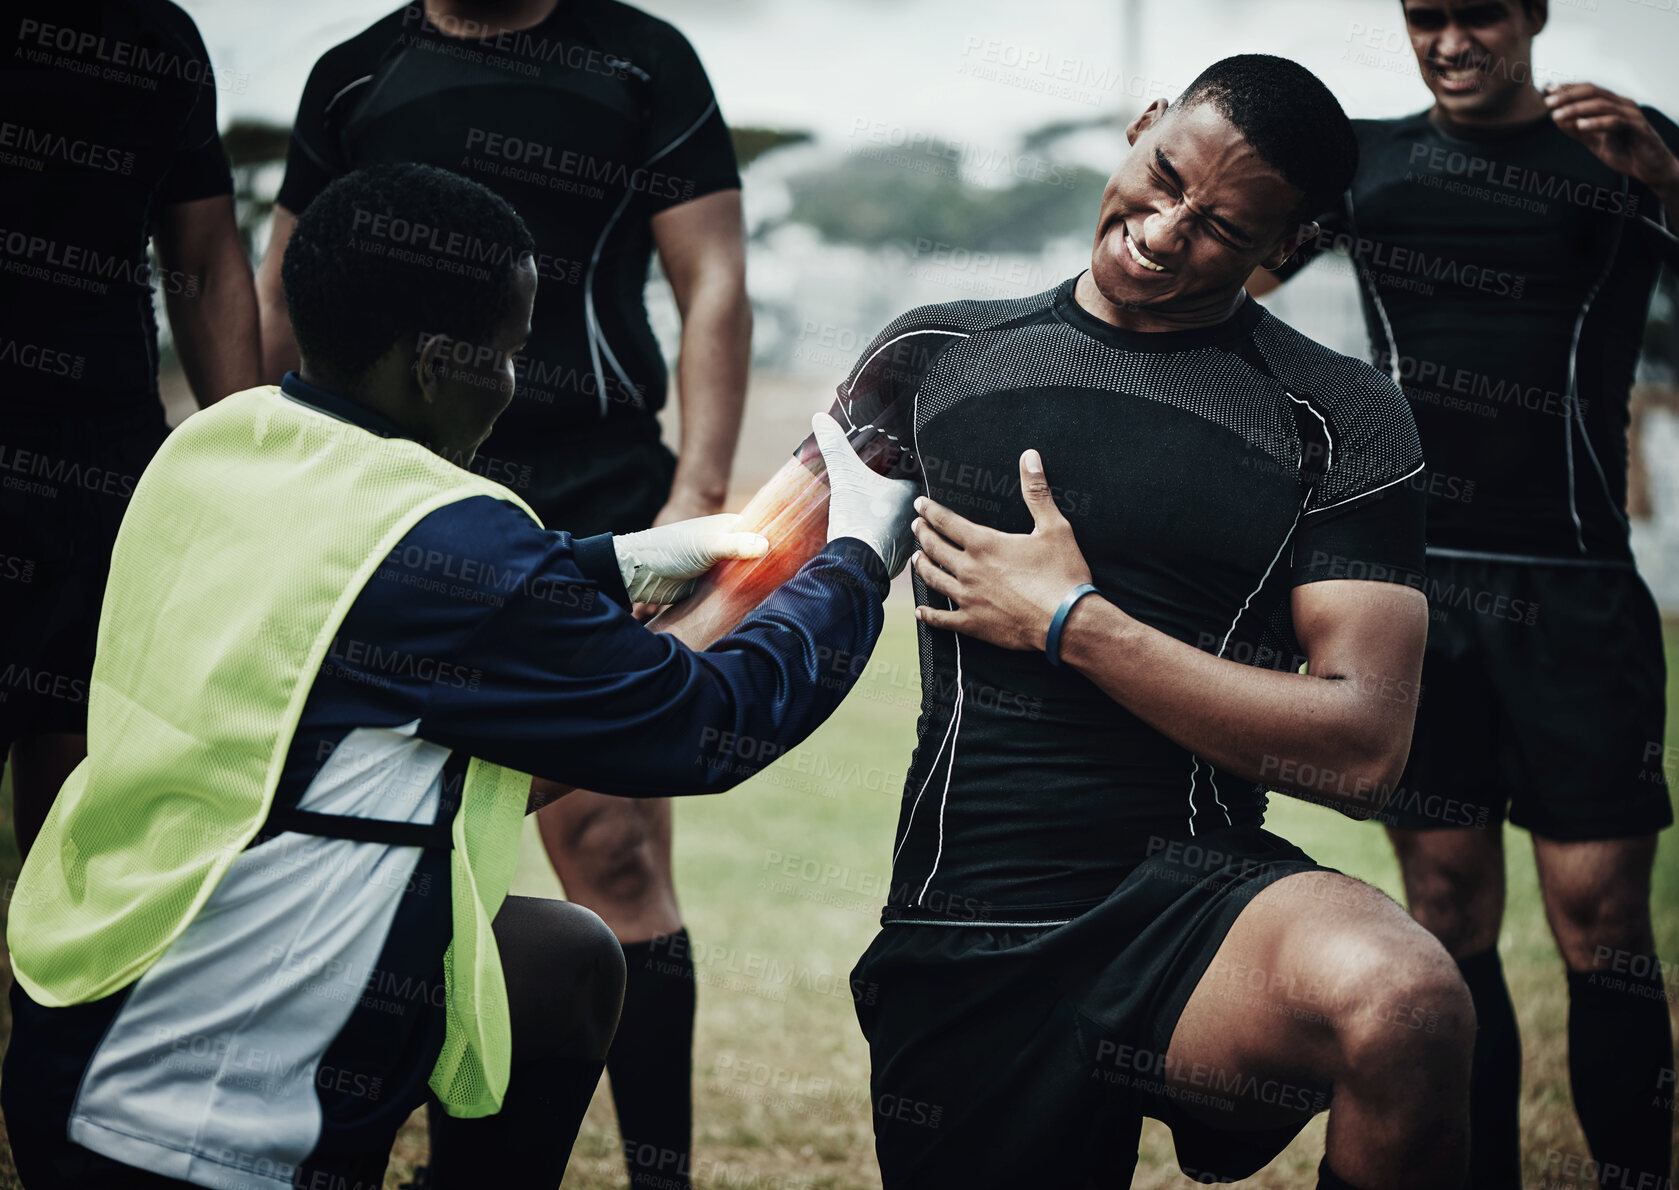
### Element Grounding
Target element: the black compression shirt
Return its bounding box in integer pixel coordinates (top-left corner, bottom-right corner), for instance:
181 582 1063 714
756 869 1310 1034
853 278 1426 924
0 0 233 415
278 0 739 442
1276 108 1679 562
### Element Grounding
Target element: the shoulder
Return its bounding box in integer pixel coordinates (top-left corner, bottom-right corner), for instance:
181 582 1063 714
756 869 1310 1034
1349 111 1432 154
302 4 410 91
130 0 203 41
842 284 1063 392
584 0 702 67
1250 307 1420 457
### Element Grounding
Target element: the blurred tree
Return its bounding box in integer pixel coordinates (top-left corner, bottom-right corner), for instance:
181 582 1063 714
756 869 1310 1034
782 136 1105 253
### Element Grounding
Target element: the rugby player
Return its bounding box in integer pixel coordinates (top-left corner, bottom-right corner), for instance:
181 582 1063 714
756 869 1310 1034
1 0 260 859
1250 2 1679 1184
255 5 749 1180
844 56 1469 1189
4 163 915 1190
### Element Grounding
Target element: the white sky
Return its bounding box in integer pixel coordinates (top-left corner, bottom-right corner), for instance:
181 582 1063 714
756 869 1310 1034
186 0 1679 157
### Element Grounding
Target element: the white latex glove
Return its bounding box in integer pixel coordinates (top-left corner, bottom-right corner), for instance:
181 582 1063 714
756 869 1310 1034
613 514 769 605
812 412 919 578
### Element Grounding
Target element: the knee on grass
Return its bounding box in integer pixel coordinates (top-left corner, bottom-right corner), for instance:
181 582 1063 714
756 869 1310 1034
499 897 627 1066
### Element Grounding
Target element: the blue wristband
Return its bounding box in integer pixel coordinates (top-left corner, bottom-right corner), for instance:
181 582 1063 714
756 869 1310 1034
1045 583 1099 667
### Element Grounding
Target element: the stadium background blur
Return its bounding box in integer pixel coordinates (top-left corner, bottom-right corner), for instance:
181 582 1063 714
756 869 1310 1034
2 1 1676 1185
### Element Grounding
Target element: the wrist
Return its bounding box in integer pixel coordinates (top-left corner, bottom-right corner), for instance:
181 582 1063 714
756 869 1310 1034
1056 595 1129 672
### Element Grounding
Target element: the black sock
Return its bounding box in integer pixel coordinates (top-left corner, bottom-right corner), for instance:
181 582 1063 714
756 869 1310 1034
1456 948 1522 1190
1566 963 1674 1186
610 927 697 1190
426 1055 606 1190
1317 1157 1365 1190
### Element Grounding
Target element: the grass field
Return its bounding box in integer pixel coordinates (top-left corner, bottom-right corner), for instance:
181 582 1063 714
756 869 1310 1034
2 611 1676 1188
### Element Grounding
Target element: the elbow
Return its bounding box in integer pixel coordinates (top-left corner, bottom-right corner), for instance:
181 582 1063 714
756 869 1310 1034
1266 735 1408 821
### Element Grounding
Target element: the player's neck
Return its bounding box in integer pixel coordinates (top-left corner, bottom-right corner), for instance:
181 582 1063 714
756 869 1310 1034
424 0 560 39
1073 271 1247 334
1428 84 1549 133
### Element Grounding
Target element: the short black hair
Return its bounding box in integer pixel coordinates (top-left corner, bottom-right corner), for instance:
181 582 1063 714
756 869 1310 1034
1401 0 1538 14
282 163 536 385
1174 54 1358 221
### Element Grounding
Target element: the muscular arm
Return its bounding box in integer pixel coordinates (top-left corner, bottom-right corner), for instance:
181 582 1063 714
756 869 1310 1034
1057 580 1425 815
650 189 750 523
255 204 300 383
912 450 1426 818
152 195 261 407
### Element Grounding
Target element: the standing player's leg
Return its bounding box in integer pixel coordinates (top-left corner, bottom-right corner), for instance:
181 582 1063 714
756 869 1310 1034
1379 556 1522 1189
1533 833 1673 1186
539 779 694 1190
522 427 698 1190
1385 822 1520 1188
1163 870 1474 1190
428 896 627 1190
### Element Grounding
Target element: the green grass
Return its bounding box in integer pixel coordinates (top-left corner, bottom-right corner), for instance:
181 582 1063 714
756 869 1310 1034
3 613 1676 1188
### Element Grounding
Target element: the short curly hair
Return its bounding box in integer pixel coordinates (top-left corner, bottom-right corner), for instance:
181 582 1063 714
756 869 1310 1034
282 163 536 385
1175 55 1359 220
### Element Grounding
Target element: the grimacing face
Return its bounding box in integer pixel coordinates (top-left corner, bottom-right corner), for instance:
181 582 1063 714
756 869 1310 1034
417 255 538 462
1087 99 1310 319
1401 0 1547 118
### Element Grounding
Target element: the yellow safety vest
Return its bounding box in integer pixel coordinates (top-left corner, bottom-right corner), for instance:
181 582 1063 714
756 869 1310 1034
9 386 539 1118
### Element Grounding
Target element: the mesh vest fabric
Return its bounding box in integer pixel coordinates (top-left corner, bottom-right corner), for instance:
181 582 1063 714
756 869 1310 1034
8 386 539 1118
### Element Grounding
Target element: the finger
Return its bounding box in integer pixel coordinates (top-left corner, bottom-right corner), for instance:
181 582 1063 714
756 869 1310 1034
811 411 860 476
1545 83 1615 106
912 550 962 600
914 602 964 632
1017 449 1068 533
913 494 978 548
1549 98 1634 124
912 517 964 573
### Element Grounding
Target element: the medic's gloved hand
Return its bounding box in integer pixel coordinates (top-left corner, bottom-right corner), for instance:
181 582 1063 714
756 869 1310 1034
613 515 769 605
812 411 919 578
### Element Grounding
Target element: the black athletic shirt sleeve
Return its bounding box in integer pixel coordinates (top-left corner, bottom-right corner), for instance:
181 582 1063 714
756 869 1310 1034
276 43 360 214
156 13 233 205
638 20 738 213
1291 483 1426 589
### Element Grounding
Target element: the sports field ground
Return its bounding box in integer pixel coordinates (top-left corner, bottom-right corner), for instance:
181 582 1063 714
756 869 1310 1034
2 612 1675 1189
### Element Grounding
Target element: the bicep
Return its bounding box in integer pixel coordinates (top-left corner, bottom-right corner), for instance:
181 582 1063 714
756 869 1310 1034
1291 579 1427 716
651 189 745 311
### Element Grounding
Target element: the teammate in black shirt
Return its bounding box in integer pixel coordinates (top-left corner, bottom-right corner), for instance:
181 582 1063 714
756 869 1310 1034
1251 3 1677 1184
0 1 260 857
845 57 1467 1190
255 5 747 1185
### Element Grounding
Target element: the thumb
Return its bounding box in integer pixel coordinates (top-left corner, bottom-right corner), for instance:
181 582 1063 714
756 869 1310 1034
687 514 769 562
1018 449 1065 531
702 531 770 562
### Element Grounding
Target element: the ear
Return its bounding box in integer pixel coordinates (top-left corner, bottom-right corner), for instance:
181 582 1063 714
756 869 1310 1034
1262 220 1319 271
1125 98 1169 147
414 333 447 403
1526 0 1548 36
